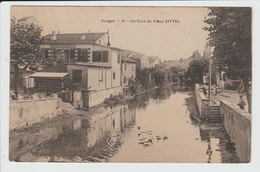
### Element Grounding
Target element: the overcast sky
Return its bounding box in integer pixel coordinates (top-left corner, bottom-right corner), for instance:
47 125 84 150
11 6 209 61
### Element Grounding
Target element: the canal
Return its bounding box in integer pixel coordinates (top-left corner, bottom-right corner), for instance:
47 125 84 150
9 86 239 163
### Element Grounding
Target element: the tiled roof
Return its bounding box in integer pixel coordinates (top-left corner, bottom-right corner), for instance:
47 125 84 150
122 57 137 63
39 63 68 73
129 53 145 61
18 16 33 21
43 32 106 44
148 56 159 63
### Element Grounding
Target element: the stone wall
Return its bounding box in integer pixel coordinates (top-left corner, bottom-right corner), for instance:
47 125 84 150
220 100 251 163
86 86 123 108
195 84 210 119
9 97 62 131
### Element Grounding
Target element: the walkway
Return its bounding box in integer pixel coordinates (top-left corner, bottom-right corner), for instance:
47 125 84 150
211 88 249 113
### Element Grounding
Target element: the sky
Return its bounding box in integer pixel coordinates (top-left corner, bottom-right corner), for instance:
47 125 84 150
11 6 209 61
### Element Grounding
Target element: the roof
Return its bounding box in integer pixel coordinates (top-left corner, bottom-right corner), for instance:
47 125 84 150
155 63 169 68
148 56 159 63
39 63 68 73
29 72 69 78
122 57 137 63
18 16 34 21
69 62 112 68
43 32 106 45
129 53 145 61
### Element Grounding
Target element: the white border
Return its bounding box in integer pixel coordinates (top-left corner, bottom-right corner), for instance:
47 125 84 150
1 1 260 172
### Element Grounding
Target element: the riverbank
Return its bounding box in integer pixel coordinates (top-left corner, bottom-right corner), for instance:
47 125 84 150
185 91 240 163
9 85 159 140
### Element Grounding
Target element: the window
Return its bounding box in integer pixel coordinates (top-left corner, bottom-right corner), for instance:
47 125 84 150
82 49 89 62
92 51 108 62
72 70 82 83
113 72 115 80
70 49 75 59
124 77 127 84
117 52 121 63
125 63 127 71
132 66 133 71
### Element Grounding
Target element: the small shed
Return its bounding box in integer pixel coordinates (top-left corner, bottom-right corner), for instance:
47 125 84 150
29 72 70 93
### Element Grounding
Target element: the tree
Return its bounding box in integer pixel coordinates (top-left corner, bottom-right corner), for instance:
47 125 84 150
135 67 151 90
191 50 202 59
152 69 167 87
187 57 209 84
204 7 252 113
10 17 44 96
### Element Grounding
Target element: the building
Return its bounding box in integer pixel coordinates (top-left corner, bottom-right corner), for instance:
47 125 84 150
30 31 125 108
154 62 170 71
121 57 136 86
129 53 149 69
148 56 160 68
18 16 38 25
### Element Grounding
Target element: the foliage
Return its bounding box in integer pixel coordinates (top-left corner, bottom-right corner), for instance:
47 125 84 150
11 17 44 70
11 17 44 95
187 57 209 84
190 50 202 59
203 7 251 81
203 7 252 112
135 67 151 90
152 69 168 87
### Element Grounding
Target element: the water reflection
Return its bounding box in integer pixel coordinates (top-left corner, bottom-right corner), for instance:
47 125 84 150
10 86 239 163
10 103 136 162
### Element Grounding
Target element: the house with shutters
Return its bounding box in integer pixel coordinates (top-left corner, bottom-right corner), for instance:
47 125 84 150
31 31 125 108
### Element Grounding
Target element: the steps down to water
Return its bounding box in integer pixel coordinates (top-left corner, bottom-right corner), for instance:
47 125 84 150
210 105 222 123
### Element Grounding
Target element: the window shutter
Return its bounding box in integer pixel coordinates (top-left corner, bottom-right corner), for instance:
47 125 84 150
103 51 108 62
92 51 97 62
87 48 91 62
78 49 82 61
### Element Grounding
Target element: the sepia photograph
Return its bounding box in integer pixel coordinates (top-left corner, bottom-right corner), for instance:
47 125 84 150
3 3 255 166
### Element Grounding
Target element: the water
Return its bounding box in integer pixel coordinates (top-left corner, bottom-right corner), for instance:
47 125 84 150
9 86 239 163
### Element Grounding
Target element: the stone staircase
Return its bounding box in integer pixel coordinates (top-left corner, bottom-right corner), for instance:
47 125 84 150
210 105 222 123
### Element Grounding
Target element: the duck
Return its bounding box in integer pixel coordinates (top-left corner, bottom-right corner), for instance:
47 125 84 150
156 135 161 140
163 133 168 140
147 130 152 135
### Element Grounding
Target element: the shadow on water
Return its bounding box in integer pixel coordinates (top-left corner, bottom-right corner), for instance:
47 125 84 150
10 103 137 162
185 91 240 163
10 86 240 163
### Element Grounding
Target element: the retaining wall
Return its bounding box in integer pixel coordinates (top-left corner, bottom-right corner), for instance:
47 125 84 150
86 86 123 108
195 84 210 119
220 100 251 163
9 96 62 131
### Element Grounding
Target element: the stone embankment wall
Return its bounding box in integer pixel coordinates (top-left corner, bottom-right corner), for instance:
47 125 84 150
220 100 251 163
9 97 62 131
194 84 210 119
86 86 123 108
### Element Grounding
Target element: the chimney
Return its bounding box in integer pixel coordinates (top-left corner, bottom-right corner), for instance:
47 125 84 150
107 30 111 46
51 31 56 40
88 30 90 33
58 31 60 34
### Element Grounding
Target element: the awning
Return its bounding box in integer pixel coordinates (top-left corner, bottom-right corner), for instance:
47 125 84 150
29 72 69 78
